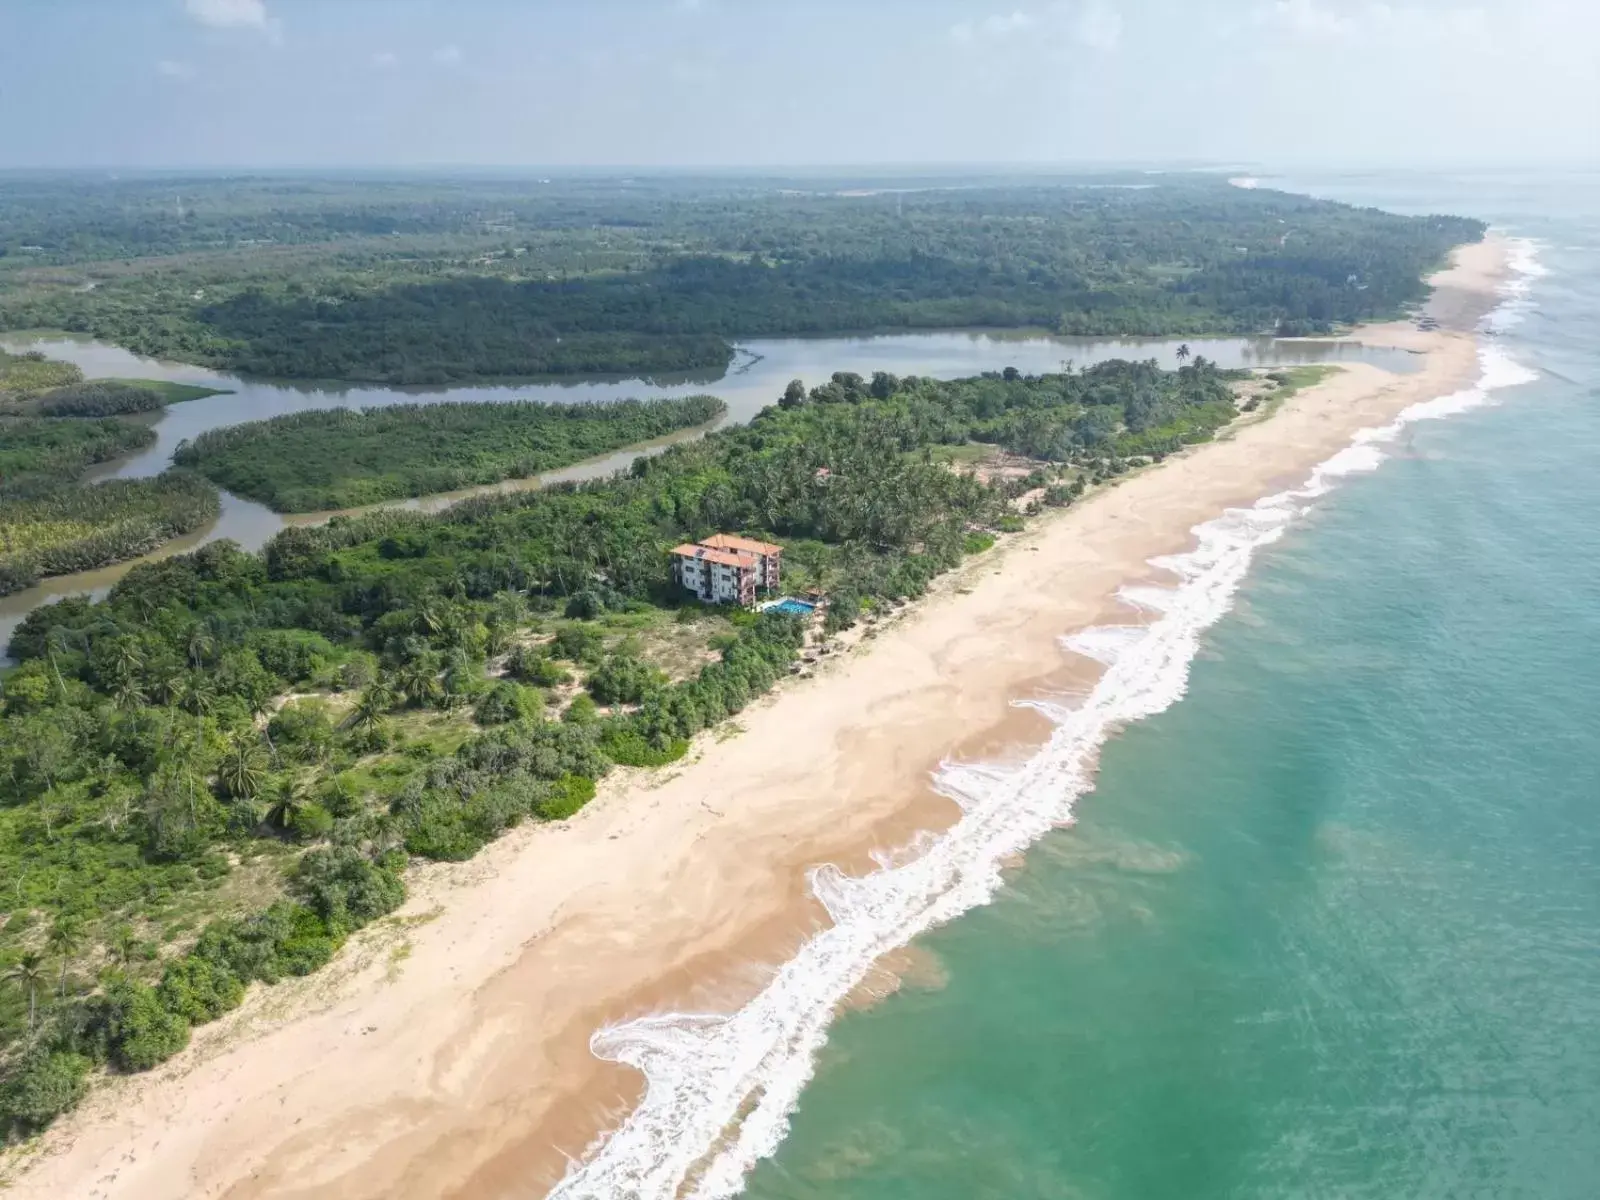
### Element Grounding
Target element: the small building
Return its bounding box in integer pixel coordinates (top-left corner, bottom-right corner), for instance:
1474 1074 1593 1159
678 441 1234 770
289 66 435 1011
670 534 783 606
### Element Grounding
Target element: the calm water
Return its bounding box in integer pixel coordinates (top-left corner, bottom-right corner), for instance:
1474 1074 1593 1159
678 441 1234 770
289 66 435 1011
0 327 1411 652
724 174 1600 1199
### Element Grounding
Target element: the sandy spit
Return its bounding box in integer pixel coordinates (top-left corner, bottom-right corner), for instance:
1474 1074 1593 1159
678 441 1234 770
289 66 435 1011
5 238 1510 1200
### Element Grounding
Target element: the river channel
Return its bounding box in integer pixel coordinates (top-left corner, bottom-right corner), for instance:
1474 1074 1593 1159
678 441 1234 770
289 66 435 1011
0 329 1418 653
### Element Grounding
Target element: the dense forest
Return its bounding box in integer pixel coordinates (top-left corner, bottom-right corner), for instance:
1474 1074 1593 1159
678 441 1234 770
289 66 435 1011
174 394 728 512
0 174 1485 383
0 355 1250 1139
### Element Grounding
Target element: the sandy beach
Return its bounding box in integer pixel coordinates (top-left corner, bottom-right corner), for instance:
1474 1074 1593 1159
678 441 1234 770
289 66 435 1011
5 237 1511 1200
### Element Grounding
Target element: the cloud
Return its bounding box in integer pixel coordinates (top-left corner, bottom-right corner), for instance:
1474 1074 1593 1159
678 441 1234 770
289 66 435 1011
1069 0 1122 51
1259 0 1351 38
184 0 268 30
157 59 196 79
433 44 463 66
372 50 400 69
1255 1 1495 46
950 10 1035 42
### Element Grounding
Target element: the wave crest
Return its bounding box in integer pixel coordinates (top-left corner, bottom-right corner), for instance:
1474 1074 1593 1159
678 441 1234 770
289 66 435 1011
546 238 1544 1200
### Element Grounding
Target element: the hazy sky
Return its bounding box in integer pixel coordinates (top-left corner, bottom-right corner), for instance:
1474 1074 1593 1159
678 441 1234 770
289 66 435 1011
0 0 1595 169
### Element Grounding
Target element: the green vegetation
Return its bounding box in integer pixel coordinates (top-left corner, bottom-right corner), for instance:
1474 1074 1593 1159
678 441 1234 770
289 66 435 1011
103 379 231 405
0 415 153 494
0 174 1485 383
0 353 226 595
0 354 1252 1140
0 348 81 401
0 471 219 595
34 378 230 416
173 394 728 512
33 381 166 417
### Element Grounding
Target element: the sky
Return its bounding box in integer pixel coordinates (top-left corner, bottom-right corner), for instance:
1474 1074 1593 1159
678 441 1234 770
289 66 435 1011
0 0 1595 170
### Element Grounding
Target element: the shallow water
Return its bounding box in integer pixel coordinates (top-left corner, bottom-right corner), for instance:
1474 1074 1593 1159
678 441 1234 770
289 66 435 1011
0 327 1413 652
545 174 1600 1197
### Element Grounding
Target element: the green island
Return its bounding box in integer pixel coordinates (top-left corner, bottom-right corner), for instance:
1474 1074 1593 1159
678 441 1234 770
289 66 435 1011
0 351 225 595
0 354 1266 1138
34 379 229 416
172 394 728 512
1 349 229 415
0 174 1484 383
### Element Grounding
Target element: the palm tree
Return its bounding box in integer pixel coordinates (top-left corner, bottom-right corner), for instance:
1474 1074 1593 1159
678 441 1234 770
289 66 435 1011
46 917 84 999
179 671 218 719
111 673 149 712
396 659 441 709
111 637 145 681
1176 343 1192 365
263 776 312 832
3 951 47 1032
345 684 394 739
44 626 75 700
185 623 215 670
109 923 139 969
217 737 267 802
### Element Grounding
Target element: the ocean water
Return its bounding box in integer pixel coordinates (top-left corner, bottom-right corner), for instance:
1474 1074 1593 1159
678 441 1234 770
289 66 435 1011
550 172 1600 1198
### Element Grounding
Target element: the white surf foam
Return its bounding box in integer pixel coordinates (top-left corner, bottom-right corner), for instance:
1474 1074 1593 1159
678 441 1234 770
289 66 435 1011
545 239 1545 1200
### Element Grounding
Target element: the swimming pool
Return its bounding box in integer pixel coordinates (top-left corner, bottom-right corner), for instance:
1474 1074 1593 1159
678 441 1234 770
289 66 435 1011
767 598 817 616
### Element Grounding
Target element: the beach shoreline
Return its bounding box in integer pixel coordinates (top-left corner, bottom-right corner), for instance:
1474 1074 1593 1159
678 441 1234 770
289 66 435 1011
4 236 1512 1200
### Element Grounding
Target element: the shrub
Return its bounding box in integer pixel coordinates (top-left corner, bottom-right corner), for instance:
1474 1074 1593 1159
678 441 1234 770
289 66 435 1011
534 773 596 821
102 981 190 1072
268 699 336 758
0 1049 91 1135
562 693 600 725
157 955 245 1024
474 680 540 726
191 902 336 986
599 725 689 768
294 847 406 936
564 589 605 619
586 655 664 706
550 624 604 665
511 650 570 687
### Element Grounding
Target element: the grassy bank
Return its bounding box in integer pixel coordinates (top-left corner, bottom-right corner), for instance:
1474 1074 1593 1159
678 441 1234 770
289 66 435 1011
172 395 728 512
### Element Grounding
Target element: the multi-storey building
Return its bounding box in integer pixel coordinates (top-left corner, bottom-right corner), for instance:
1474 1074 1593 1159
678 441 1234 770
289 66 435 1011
669 534 783 606
698 533 782 593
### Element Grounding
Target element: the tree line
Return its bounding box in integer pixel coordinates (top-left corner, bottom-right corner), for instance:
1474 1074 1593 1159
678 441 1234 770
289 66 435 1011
2 175 1486 383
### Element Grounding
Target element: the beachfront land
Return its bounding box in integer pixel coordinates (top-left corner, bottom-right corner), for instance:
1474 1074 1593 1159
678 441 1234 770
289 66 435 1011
0 171 1490 1152
0 350 1312 1141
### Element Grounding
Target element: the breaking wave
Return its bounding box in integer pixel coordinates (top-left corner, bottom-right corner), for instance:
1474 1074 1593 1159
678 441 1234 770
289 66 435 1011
546 239 1544 1200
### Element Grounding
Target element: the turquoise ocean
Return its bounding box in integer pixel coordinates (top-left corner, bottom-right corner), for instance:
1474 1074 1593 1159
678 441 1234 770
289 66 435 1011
551 172 1599 1199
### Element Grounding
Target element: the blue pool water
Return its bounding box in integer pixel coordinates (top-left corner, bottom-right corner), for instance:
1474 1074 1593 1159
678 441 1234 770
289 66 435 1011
769 599 817 616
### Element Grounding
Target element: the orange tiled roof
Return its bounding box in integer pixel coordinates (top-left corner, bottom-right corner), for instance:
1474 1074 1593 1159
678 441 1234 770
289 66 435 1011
670 543 757 568
701 533 783 557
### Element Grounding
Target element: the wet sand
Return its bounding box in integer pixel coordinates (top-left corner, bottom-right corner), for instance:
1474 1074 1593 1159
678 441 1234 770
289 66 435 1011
3 237 1510 1200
